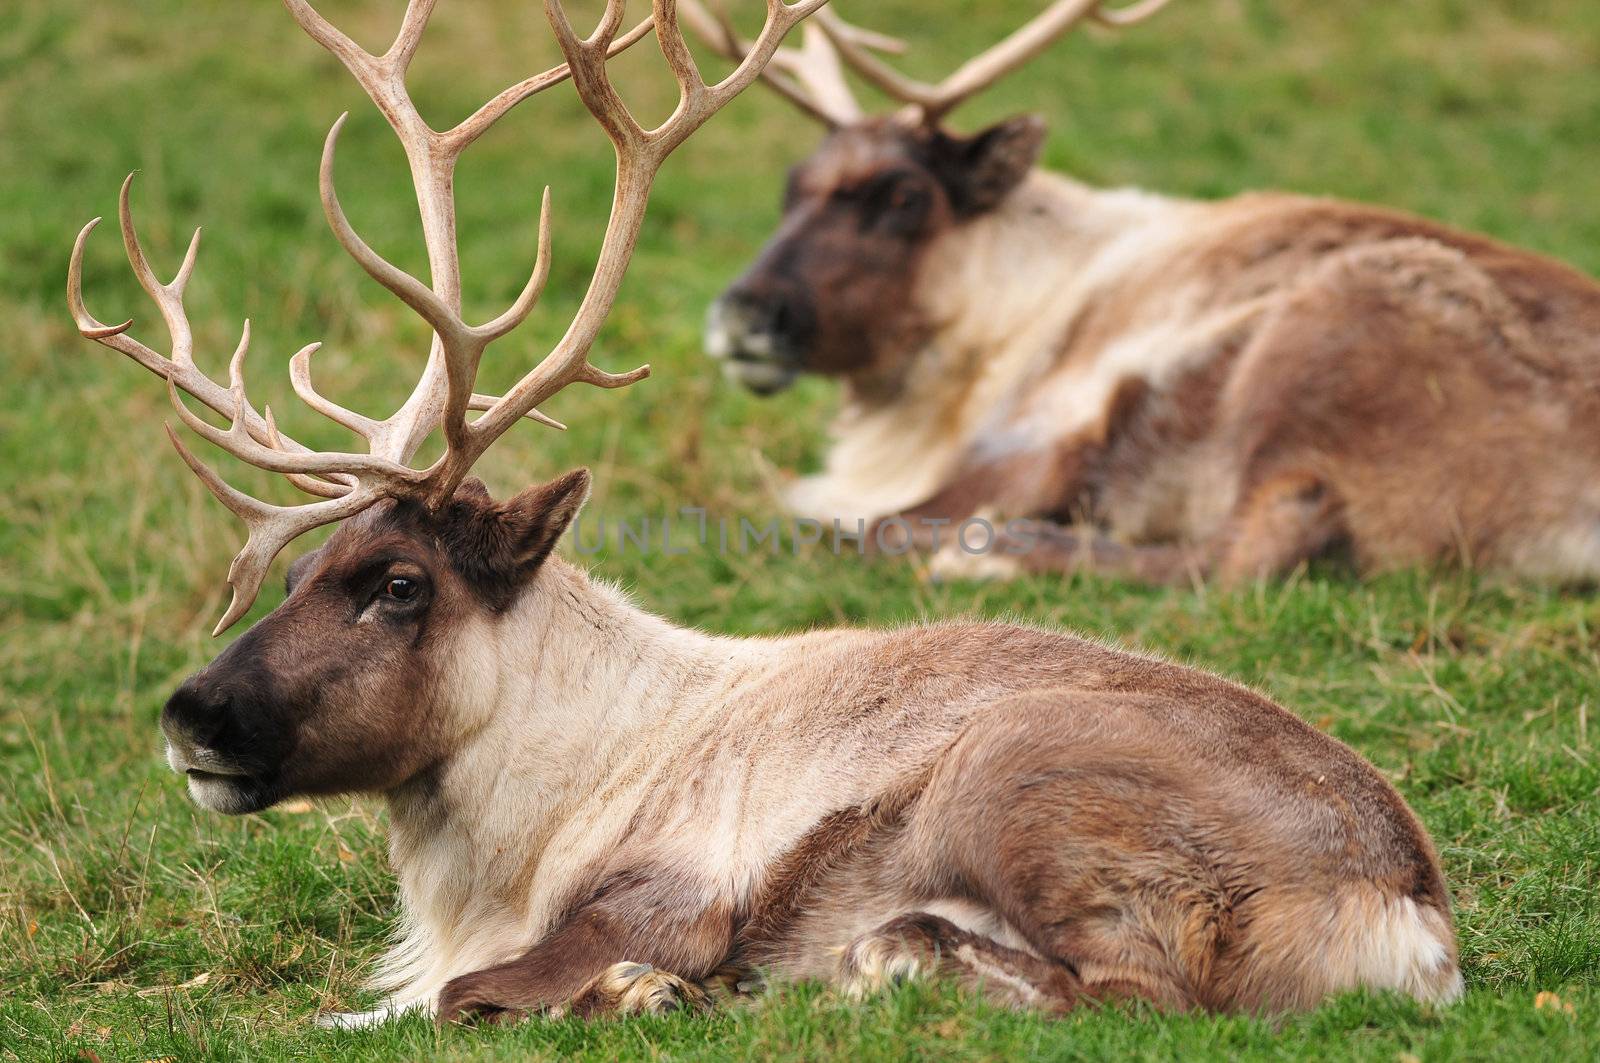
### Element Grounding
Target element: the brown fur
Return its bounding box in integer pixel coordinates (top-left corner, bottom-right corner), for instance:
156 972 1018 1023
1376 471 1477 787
428 662 1458 1020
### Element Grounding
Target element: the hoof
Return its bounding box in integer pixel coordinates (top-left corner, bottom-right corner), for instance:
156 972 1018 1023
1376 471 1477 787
926 542 1023 583
837 917 945 1000
560 961 712 1018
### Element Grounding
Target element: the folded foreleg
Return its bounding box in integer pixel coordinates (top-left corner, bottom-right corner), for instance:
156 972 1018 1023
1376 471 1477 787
436 869 733 1024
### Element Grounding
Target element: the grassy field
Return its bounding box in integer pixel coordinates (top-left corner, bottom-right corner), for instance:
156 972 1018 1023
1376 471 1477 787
3 0 1599 1059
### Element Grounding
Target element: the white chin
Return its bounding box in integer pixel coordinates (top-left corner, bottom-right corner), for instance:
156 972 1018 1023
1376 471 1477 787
186 773 257 814
724 360 797 395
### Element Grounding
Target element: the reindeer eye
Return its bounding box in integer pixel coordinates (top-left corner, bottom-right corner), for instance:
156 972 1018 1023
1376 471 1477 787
383 577 419 601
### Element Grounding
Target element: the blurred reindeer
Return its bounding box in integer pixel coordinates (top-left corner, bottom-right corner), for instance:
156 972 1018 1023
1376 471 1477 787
695 0 1600 585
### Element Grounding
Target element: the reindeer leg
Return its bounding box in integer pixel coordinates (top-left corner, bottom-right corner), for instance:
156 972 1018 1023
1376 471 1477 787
929 472 1346 588
877 436 1213 585
929 518 1210 586
436 870 733 1024
838 912 1085 1012
868 438 1097 556
558 962 713 1018
1212 471 1348 586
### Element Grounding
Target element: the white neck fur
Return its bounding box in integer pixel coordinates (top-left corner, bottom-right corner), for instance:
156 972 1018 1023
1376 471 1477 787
373 560 732 1010
786 172 1194 523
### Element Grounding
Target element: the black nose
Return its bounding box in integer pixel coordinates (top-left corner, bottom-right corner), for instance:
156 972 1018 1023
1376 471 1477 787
718 278 814 354
162 674 230 747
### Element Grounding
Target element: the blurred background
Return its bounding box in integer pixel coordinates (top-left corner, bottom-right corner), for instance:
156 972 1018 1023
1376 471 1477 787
2 1 1598 1055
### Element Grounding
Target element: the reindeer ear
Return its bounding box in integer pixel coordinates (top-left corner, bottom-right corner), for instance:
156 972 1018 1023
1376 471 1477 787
940 114 1047 215
444 468 592 608
498 468 592 575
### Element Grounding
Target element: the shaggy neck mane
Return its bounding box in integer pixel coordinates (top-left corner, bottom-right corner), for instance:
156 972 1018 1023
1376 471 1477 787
375 558 731 1009
787 171 1196 523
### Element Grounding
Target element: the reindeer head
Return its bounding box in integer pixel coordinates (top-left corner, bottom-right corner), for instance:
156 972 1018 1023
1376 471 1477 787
161 473 591 813
707 114 1048 395
689 0 1174 396
69 0 826 813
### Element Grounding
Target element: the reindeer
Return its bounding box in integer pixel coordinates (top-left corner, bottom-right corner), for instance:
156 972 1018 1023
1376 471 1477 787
693 0 1600 586
70 0 1460 1028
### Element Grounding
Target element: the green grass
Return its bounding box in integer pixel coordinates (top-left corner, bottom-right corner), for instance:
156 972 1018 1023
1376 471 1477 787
3 0 1599 1059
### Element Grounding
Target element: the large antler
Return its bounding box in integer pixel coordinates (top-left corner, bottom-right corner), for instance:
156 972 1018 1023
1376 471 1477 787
68 0 828 635
820 0 1176 124
683 0 1175 127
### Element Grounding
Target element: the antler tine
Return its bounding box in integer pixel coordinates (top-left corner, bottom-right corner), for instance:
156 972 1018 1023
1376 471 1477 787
74 175 415 632
289 343 379 438
447 17 657 153
470 395 566 432
316 113 472 356
541 0 641 151
70 179 357 487
818 0 1176 124
1093 0 1178 27
662 0 835 149
385 0 438 70
117 174 197 369
919 0 1108 118
478 186 555 345
295 0 836 503
70 218 153 351
678 0 863 127
166 425 380 635
278 0 371 72
652 0 712 112
164 372 426 484
819 15 904 55
811 7 941 115
783 23 865 127
542 0 835 159
314 111 561 463
163 292 423 511
263 407 351 499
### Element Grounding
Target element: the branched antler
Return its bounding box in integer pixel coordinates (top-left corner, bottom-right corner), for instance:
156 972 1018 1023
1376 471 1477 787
682 0 1176 127
821 0 1177 124
69 0 828 634
679 0 889 126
